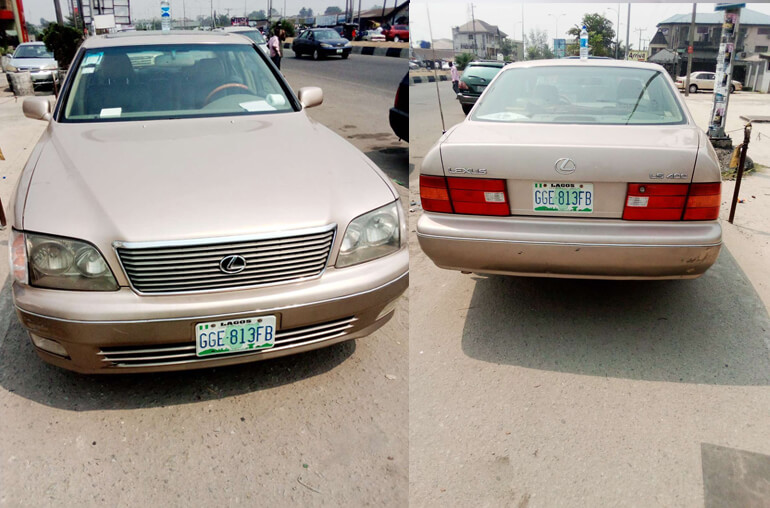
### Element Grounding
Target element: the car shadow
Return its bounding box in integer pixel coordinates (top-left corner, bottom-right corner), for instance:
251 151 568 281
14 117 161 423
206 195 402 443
0 279 355 411
366 146 408 187
460 247 770 386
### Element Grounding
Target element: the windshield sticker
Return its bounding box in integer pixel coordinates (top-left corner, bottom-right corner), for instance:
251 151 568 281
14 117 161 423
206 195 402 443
99 108 122 118
239 101 276 112
83 52 103 66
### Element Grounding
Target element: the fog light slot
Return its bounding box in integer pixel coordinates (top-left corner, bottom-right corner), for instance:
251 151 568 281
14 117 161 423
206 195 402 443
376 299 399 320
30 334 68 357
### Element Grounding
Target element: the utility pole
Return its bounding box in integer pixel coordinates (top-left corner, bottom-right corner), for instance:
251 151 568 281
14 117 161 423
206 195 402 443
625 2 630 60
53 0 64 24
634 27 646 52
684 3 696 96
615 4 620 59
470 3 478 57
357 0 362 30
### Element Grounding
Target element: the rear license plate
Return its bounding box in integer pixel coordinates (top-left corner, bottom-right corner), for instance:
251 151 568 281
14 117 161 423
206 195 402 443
195 315 276 357
533 182 593 213
336 49 343 53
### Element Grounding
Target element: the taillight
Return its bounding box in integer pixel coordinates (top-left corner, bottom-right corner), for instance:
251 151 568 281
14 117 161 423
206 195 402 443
458 80 469 90
684 182 721 220
623 182 721 221
448 177 509 215
420 175 509 216
420 175 452 213
394 85 400 108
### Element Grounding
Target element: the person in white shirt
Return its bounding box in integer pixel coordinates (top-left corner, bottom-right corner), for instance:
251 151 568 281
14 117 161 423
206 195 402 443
268 29 283 69
450 62 460 94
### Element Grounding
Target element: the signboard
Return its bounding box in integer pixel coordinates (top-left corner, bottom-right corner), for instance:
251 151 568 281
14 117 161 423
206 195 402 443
627 50 648 61
230 16 248 26
687 45 694 54
93 14 116 29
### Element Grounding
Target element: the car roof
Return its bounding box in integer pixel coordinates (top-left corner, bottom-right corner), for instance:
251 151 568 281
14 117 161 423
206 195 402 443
220 26 257 32
81 31 253 49
18 41 46 46
501 58 668 73
468 60 505 67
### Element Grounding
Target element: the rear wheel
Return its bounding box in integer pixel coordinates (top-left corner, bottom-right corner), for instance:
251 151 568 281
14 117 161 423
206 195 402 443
689 84 698 94
730 84 736 93
461 103 473 115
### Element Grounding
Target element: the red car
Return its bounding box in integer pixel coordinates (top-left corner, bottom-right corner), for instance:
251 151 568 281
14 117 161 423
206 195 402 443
383 24 409 42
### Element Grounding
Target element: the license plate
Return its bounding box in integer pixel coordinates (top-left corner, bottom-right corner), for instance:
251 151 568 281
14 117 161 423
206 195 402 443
195 315 276 357
533 182 593 213
336 49 343 53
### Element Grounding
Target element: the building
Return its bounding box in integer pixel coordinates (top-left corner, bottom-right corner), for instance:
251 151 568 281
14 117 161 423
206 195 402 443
355 1 409 31
452 19 507 60
1 0 28 46
656 8 770 84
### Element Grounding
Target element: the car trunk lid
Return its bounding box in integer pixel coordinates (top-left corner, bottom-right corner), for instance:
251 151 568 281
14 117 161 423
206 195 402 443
440 121 700 219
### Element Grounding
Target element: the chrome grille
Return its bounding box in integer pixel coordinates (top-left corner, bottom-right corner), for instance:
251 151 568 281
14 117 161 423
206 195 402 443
115 226 336 294
98 316 357 368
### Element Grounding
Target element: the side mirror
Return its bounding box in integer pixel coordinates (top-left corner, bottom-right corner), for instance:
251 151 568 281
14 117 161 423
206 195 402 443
297 87 323 109
22 97 52 121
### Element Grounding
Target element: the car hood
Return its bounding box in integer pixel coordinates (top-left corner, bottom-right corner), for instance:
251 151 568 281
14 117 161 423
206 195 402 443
22 112 396 249
10 57 57 68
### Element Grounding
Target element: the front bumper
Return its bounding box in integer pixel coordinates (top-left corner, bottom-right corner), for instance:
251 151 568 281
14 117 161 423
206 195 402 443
321 47 352 57
417 213 722 280
8 70 55 84
13 248 408 374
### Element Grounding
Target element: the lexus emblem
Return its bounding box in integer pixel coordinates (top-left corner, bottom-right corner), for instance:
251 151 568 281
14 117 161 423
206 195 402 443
555 158 577 175
219 255 247 274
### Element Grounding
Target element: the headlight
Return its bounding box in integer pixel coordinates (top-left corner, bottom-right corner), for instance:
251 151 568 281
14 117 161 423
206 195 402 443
344 42 352 48
18 232 118 291
320 43 332 48
6 64 17 72
337 201 401 268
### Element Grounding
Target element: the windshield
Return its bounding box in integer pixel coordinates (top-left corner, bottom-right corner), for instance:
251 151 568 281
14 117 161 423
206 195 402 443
471 66 686 125
315 30 342 40
233 30 265 44
61 43 295 122
14 45 54 59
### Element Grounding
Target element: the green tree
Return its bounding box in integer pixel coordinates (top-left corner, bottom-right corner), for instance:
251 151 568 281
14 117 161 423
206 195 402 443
271 18 296 37
525 29 554 60
25 22 39 38
40 23 83 68
248 10 266 19
454 52 474 70
566 13 615 58
324 6 342 15
217 13 229 26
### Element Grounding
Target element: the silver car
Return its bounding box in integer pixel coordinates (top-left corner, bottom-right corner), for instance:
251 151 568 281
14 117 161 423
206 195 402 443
13 31 407 373
418 59 722 280
219 26 269 55
5 42 58 91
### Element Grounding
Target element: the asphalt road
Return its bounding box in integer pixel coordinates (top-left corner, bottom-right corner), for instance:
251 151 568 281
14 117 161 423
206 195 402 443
0 57 408 506
408 82 770 507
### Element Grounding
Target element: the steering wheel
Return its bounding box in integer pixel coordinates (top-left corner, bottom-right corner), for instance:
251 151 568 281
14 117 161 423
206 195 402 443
203 83 250 106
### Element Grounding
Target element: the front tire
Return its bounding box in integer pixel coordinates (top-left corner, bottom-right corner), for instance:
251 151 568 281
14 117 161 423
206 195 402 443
730 84 736 93
313 49 321 60
461 103 473 115
689 84 698 94
294 49 302 58
341 53 349 59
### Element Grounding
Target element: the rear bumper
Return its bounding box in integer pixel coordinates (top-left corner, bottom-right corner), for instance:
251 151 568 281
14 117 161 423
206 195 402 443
416 213 722 280
389 107 408 141
456 93 479 105
13 248 408 374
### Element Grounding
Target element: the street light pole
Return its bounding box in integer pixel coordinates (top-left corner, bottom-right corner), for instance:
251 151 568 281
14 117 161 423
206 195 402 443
625 2 631 60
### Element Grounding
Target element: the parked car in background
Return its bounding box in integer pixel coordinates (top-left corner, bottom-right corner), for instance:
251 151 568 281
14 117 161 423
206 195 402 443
675 71 742 93
292 28 352 60
5 42 58 93
419 59 722 280
12 31 407 373
390 72 408 141
383 24 409 42
333 23 358 41
361 30 386 42
456 60 505 115
219 26 269 55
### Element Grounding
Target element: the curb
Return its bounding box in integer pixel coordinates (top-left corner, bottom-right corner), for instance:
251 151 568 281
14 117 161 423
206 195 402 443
282 42 408 59
409 74 450 85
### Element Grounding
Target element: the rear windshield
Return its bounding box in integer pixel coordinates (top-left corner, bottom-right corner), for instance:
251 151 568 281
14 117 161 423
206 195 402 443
230 30 265 44
463 65 503 82
61 43 295 122
14 45 54 59
471 66 686 125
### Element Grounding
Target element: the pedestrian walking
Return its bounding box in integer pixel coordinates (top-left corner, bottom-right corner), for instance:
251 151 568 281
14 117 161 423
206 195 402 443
450 62 460 94
268 28 283 69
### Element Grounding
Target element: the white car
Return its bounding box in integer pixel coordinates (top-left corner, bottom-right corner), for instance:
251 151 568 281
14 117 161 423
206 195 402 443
219 26 269 55
675 71 742 93
361 30 386 42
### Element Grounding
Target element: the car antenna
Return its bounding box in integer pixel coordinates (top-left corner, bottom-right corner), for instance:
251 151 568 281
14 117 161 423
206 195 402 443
426 3 446 133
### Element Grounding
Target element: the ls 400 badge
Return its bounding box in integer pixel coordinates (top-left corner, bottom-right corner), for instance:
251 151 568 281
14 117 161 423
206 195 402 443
448 168 487 175
649 172 689 179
